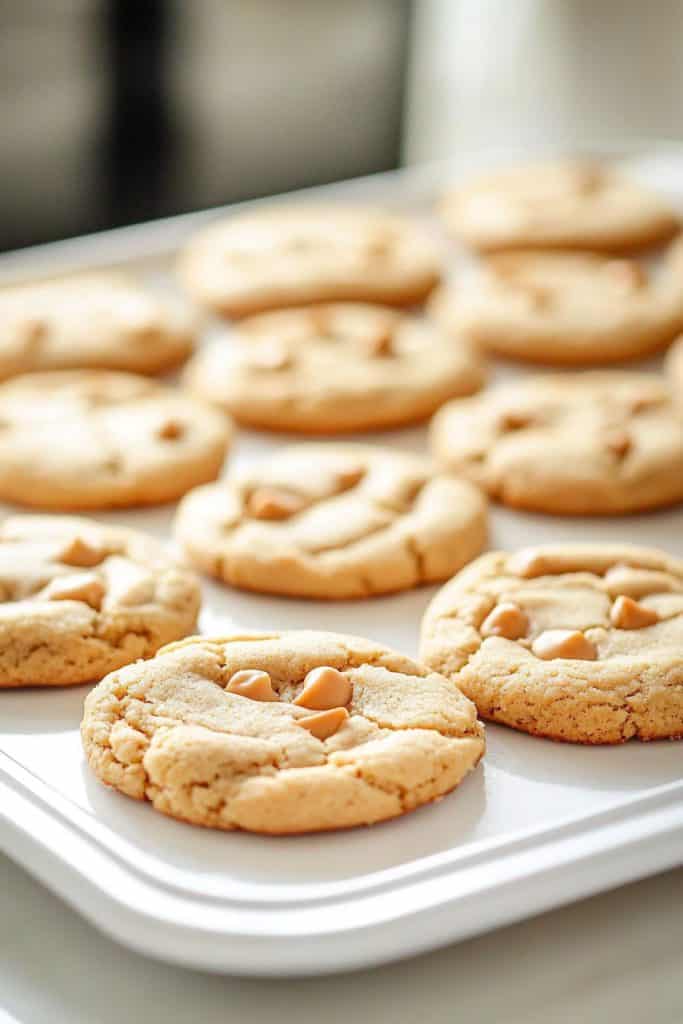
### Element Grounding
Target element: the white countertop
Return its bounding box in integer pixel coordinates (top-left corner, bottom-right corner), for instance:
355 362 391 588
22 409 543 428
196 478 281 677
1 854 680 1024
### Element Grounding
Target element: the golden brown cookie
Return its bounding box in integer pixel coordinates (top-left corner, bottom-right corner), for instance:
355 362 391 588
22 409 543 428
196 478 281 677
178 205 442 317
439 160 679 252
183 303 484 433
420 544 683 744
0 272 195 379
174 444 488 599
0 370 231 510
81 631 485 833
0 514 201 687
430 372 683 515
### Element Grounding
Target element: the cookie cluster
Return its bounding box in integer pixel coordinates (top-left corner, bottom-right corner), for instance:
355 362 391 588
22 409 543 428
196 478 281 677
2 158 682 835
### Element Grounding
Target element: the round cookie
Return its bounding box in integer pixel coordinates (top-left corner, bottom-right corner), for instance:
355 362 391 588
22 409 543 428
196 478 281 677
174 444 488 599
0 370 231 510
183 303 485 433
420 544 683 744
0 514 201 687
178 205 442 317
430 372 683 515
439 160 679 252
666 334 683 399
429 249 683 365
81 630 485 833
0 273 196 379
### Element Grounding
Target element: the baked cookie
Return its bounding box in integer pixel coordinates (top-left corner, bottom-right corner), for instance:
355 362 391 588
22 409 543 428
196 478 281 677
430 372 683 515
178 205 442 317
420 544 683 744
174 444 488 599
0 273 195 380
429 249 683 365
666 334 683 398
0 370 231 510
81 630 485 833
439 160 679 253
183 303 484 433
0 514 201 687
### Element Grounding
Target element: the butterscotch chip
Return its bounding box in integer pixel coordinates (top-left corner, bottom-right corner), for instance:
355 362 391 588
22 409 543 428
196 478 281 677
294 666 352 709
226 669 279 702
174 444 488 599
81 630 485 833
480 602 528 640
0 513 201 688
183 302 484 434
421 543 683 744
0 272 196 380
157 418 185 441
532 629 598 661
430 372 683 515
610 595 660 630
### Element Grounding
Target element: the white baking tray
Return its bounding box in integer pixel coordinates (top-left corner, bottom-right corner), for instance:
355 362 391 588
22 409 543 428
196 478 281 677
1 144 682 977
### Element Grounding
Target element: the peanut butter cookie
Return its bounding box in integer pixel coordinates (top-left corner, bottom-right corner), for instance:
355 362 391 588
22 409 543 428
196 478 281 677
81 631 485 833
0 370 231 510
420 544 683 744
439 161 679 252
430 372 683 515
184 303 484 433
0 514 201 687
174 444 488 599
178 205 442 317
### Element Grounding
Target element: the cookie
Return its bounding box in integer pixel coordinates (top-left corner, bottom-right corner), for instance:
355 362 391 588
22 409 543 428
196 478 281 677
666 334 683 398
178 205 442 317
81 630 485 833
183 303 484 433
0 514 201 687
420 544 683 744
174 444 488 599
0 370 231 510
0 272 195 379
430 372 683 515
429 249 683 365
439 160 679 253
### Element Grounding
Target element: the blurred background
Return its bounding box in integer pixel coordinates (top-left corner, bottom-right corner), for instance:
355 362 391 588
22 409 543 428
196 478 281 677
3 0 683 252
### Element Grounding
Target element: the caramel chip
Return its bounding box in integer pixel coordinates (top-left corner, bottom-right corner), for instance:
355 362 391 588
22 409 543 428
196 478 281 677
247 487 306 520
294 665 353 710
226 669 279 702
606 430 632 458
297 706 349 740
157 419 185 441
532 629 597 661
57 535 106 568
610 595 659 630
364 325 394 357
480 602 529 640
42 572 105 610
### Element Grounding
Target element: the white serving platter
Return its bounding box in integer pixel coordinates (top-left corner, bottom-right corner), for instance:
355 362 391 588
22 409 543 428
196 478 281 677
0 144 682 977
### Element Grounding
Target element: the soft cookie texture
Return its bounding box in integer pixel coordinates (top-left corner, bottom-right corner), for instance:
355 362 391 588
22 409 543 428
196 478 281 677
174 444 488 599
439 161 679 252
184 303 484 433
429 247 683 365
430 372 683 515
0 370 231 510
81 631 485 833
178 205 442 317
0 514 201 687
666 335 683 400
420 545 683 744
0 273 195 379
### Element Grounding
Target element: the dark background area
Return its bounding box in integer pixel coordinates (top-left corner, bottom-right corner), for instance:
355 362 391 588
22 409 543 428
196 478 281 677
0 0 411 252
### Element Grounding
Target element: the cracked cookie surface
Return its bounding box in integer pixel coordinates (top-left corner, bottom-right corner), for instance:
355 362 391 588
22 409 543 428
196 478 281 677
0 514 201 687
0 272 196 379
0 369 231 510
173 444 488 599
178 205 442 317
429 247 683 365
184 302 484 433
430 372 683 515
81 630 485 833
420 544 683 744
439 161 679 252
